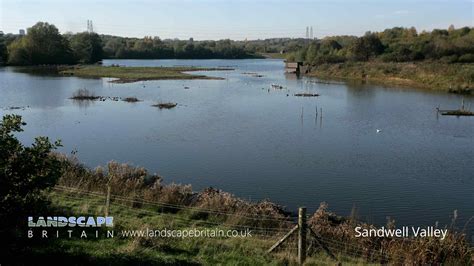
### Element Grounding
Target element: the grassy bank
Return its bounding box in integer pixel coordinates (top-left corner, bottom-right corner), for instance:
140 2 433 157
25 189 364 265
59 65 232 83
12 158 469 265
306 62 474 93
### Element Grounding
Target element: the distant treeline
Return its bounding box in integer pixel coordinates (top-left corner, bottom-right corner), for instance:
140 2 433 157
0 22 261 66
287 26 474 65
1 22 473 66
101 35 260 59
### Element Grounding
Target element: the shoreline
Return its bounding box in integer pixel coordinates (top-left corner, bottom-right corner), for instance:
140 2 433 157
59 65 233 83
46 157 472 264
304 61 474 94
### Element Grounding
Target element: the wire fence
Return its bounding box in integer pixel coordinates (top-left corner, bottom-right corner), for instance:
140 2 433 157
50 185 471 264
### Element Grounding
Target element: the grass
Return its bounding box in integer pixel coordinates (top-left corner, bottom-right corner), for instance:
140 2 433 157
21 189 370 265
59 65 232 83
38 158 471 265
306 61 474 93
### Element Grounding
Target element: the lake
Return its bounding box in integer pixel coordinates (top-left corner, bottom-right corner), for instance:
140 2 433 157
1 59 473 240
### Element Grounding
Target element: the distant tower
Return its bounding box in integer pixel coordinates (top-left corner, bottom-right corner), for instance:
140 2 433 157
306 26 309 39
19 29 25 36
87 20 94 33
310 26 313 39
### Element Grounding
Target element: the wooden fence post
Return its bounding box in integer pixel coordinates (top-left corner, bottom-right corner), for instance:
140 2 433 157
298 207 307 265
105 184 111 217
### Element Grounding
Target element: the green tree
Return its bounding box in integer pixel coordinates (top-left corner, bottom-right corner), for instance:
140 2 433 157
0 115 62 246
6 37 30 65
350 32 384 61
69 32 103 63
0 33 7 65
7 22 73 65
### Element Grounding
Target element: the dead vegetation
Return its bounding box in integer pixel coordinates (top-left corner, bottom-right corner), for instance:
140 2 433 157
56 156 472 264
308 202 472 265
122 97 141 103
294 93 319 97
152 102 177 109
70 88 100 100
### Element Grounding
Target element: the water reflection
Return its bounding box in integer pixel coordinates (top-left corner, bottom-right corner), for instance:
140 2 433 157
0 59 473 239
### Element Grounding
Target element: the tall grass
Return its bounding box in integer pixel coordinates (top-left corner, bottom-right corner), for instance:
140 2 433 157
56 156 472 264
70 88 99 100
308 202 472 265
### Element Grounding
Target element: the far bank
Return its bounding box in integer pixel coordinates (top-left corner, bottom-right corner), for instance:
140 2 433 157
303 61 474 94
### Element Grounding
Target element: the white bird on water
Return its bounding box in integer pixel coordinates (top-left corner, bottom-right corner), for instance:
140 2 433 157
376 129 382 133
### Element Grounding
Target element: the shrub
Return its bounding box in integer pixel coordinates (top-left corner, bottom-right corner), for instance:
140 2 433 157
0 115 62 247
458 53 474 63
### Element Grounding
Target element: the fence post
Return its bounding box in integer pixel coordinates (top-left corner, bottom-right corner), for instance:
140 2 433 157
105 184 111 217
298 207 307 265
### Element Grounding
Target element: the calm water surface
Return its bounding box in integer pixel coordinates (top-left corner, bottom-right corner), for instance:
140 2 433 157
1 59 473 239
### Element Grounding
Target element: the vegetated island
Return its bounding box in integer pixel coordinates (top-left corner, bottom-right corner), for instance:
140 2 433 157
59 65 233 83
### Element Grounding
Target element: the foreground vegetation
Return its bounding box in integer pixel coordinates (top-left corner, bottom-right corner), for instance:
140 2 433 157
1 115 473 264
59 65 229 83
26 190 359 265
306 61 474 92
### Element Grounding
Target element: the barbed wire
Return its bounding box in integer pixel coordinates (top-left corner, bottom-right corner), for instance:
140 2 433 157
52 191 292 233
54 185 297 221
51 186 463 264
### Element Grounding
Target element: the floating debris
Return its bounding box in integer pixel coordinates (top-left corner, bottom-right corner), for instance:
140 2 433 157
122 97 141 103
439 110 474 116
3 106 29 111
437 99 474 116
271 84 284 89
152 102 177 109
242 72 264 78
294 93 320 97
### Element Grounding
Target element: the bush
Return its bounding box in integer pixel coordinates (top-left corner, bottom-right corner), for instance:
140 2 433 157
457 53 474 63
440 55 459 63
0 115 62 246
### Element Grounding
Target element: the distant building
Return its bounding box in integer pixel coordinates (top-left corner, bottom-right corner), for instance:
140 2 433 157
19 29 26 36
0 31 4 36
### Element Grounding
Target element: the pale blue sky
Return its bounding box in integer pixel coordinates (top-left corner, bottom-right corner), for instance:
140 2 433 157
1 0 472 40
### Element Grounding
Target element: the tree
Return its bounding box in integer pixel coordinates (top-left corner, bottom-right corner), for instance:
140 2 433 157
7 22 73 65
0 33 6 65
0 115 62 246
6 37 30 65
70 32 103 63
350 33 384 61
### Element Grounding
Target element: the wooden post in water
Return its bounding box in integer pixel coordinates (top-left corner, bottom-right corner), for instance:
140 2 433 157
105 184 111 217
298 207 307 265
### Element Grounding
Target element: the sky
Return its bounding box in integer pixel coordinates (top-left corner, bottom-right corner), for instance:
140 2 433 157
1 0 473 40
